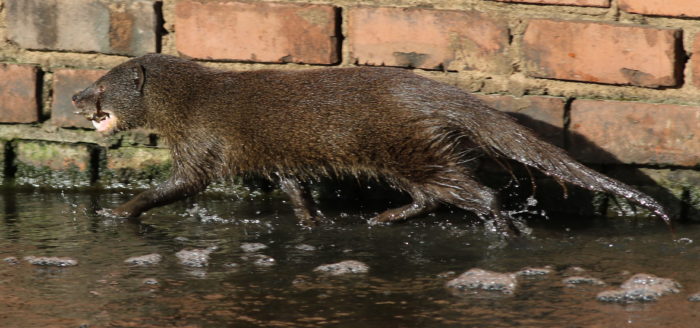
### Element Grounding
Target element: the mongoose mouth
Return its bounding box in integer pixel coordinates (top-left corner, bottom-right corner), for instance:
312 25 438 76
89 109 118 132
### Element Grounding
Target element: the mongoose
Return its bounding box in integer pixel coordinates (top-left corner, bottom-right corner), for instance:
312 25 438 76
72 54 670 235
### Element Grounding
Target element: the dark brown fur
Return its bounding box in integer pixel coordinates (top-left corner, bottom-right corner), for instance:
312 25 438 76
72 54 670 235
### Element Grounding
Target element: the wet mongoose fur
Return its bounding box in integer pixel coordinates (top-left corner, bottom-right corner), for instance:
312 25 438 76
73 54 670 235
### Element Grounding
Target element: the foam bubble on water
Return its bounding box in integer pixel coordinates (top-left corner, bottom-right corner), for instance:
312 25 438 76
675 238 693 245
184 204 230 224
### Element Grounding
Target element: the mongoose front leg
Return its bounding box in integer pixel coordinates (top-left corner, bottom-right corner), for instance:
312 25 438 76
277 176 323 226
112 177 208 218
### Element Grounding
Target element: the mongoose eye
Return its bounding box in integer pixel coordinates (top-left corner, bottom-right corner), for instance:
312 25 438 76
97 85 106 93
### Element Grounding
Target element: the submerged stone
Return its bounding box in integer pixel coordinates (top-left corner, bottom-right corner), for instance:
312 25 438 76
517 266 553 276
295 244 317 251
240 243 268 253
23 256 78 267
597 273 680 303
252 255 276 267
314 260 369 275
176 247 216 268
446 268 517 294
3 256 19 265
142 278 159 285
124 253 162 266
563 276 606 286
688 293 700 302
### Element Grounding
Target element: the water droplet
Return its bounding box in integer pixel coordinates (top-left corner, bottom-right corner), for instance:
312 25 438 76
675 238 693 245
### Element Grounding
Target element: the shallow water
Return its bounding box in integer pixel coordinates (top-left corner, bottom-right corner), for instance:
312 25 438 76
1 189 700 327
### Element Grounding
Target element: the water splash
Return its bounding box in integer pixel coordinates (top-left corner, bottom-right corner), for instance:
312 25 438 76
183 203 231 223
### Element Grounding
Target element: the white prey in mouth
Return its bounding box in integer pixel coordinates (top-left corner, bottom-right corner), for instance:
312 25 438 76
91 110 117 132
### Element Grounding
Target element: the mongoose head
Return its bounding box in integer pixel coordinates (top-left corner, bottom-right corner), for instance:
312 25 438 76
72 61 147 134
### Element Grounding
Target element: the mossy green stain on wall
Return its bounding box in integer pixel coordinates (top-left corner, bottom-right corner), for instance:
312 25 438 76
100 146 172 189
15 140 92 171
12 140 94 188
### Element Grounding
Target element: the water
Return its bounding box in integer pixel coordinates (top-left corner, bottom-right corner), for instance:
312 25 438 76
1 189 700 327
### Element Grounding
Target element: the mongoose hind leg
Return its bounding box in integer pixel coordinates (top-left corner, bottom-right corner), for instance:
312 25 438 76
278 175 323 226
420 169 520 236
369 197 440 224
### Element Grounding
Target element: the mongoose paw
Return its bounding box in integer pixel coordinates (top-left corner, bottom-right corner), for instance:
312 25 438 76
367 216 391 226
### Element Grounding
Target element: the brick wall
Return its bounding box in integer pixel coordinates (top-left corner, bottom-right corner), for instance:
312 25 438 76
0 0 698 216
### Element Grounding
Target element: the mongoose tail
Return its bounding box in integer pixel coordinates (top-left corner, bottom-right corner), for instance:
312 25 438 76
453 101 671 226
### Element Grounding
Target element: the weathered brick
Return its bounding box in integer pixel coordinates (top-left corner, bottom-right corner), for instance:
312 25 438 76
175 1 339 64
619 0 700 18
693 34 700 89
522 20 682 88
52 69 108 129
492 0 609 7
0 64 39 123
6 0 157 56
473 94 565 146
570 100 700 166
13 141 95 188
348 7 510 73
101 147 171 189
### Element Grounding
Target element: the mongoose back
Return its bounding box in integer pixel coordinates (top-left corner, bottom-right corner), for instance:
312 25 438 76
72 54 670 235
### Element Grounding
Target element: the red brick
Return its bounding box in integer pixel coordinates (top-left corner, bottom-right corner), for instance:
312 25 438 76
6 0 157 56
619 0 700 18
52 69 108 129
522 20 682 88
570 100 700 166
473 94 565 146
348 7 510 73
693 34 700 89
175 1 339 64
0 64 39 123
492 0 609 7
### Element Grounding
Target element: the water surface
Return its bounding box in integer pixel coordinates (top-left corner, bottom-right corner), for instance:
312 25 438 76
1 190 699 327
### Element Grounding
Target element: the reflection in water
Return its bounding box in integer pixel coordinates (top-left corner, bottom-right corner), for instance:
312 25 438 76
0 190 698 327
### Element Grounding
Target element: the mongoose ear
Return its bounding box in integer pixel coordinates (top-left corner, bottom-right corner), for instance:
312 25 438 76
131 64 145 94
